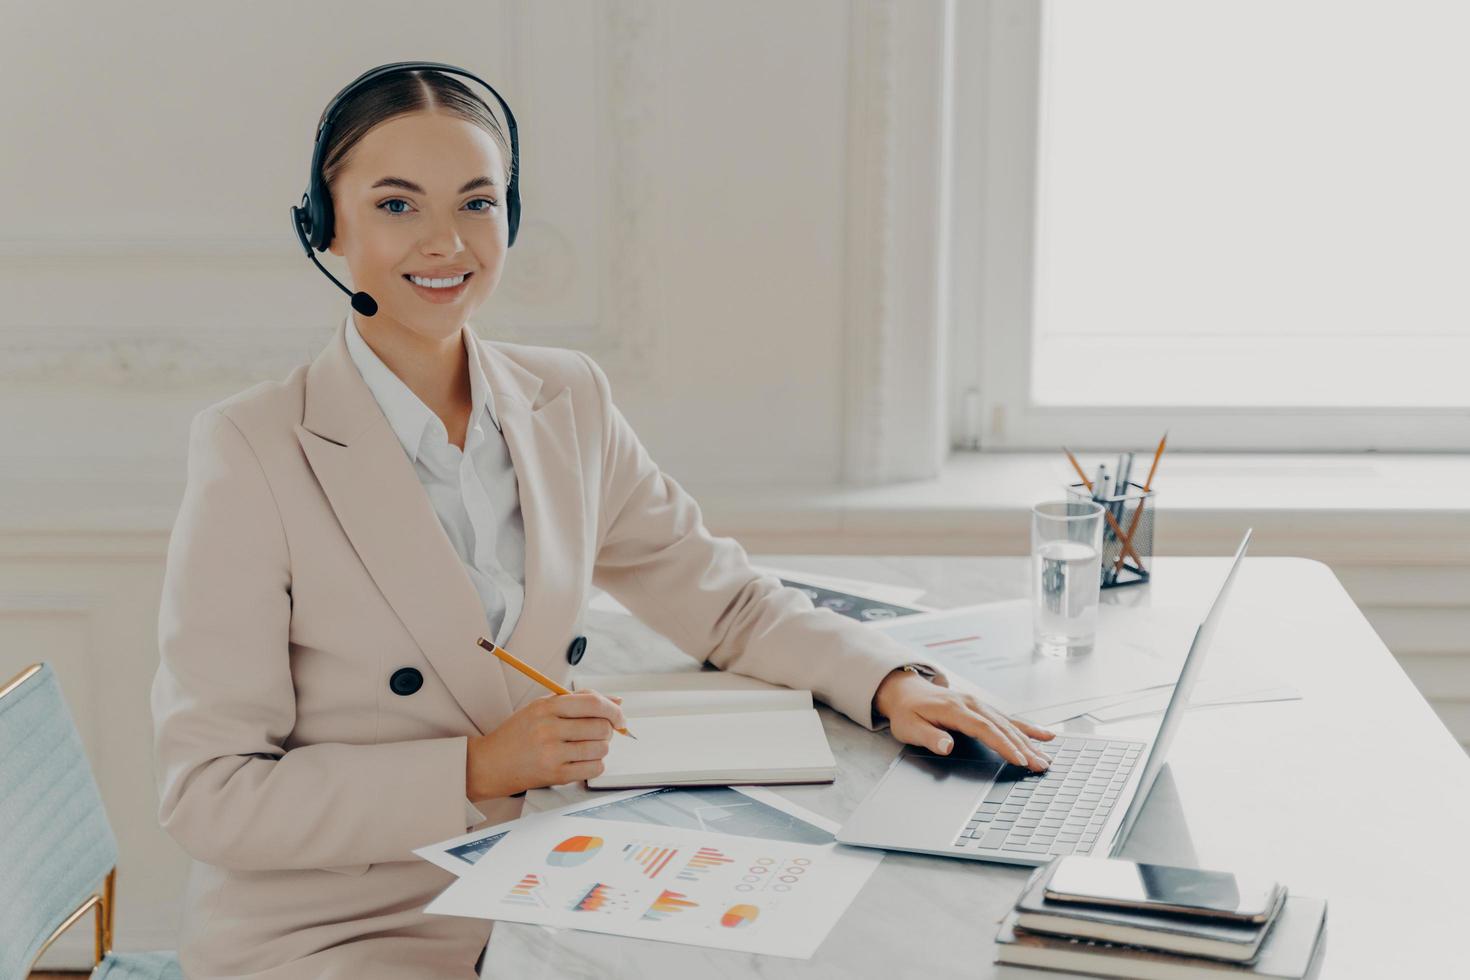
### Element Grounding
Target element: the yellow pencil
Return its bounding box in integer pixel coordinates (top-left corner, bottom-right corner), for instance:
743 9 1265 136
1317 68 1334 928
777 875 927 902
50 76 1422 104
1113 430 1168 574
476 636 637 739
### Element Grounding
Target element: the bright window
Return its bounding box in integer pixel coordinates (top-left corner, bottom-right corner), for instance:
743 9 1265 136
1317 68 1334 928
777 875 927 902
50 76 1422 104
1031 0 1469 410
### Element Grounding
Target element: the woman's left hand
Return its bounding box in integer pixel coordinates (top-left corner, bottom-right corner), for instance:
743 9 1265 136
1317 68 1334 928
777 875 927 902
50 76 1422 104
873 669 1056 771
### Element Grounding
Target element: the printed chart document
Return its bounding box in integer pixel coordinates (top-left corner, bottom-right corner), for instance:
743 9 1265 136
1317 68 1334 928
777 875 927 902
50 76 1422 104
749 564 933 621
870 599 1203 716
422 786 883 959
590 566 931 620
569 672 836 788
416 784 842 877
747 565 929 606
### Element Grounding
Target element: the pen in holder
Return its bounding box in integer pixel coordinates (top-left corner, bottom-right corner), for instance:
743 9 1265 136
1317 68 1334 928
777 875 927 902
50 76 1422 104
1066 481 1156 588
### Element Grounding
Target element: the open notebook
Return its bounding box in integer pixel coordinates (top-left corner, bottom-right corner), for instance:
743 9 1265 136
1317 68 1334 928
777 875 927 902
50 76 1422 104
569 671 838 789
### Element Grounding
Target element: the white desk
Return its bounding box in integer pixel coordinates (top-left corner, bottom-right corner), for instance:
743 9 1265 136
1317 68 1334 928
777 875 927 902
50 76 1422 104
481 556 1470 978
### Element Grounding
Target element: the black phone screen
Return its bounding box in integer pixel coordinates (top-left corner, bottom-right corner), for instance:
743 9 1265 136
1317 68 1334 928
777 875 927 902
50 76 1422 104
1046 856 1277 919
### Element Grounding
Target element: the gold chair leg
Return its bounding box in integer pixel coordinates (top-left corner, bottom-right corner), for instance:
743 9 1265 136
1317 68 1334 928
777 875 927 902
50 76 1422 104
96 867 117 962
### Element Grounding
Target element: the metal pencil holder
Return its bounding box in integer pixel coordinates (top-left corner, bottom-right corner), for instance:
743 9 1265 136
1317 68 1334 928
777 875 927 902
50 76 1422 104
1066 482 1156 589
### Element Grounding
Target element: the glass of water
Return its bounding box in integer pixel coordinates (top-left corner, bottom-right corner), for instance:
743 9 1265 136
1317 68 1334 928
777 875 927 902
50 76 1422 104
1031 499 1105 657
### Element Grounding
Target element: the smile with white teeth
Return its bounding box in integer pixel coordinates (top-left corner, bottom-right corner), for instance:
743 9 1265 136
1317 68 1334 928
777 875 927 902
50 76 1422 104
405 273 470 289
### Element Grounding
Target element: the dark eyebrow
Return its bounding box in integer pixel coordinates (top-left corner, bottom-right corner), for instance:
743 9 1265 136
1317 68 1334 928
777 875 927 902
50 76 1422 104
370 175 499 194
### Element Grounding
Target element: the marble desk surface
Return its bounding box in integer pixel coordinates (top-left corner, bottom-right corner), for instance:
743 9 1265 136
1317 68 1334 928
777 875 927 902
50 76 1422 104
480 555 1470 979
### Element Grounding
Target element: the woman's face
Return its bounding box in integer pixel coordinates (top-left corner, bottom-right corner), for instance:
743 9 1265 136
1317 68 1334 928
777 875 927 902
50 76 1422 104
327 110 509 344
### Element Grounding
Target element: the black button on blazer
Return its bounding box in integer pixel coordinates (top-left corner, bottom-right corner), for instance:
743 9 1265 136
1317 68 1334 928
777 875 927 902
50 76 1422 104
389 667 423 696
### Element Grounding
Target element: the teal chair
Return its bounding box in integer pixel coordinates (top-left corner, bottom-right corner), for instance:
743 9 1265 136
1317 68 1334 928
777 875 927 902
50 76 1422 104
0 662 183 979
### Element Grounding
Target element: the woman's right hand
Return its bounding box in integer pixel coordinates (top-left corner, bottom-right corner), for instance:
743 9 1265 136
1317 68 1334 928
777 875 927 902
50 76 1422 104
466 690 627 800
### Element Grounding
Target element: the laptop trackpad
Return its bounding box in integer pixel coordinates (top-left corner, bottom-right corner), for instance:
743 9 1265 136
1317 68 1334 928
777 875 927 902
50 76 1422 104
839 734 1014 848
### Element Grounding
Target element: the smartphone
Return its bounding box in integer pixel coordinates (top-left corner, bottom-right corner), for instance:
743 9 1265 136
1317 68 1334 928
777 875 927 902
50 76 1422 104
1043 856 1283 924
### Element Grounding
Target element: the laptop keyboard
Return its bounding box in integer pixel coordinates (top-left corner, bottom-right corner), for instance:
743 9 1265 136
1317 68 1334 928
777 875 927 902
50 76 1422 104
952 735 1144 857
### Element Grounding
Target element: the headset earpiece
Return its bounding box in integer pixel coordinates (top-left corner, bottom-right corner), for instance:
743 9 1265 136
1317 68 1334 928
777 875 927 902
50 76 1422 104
309 181 332 253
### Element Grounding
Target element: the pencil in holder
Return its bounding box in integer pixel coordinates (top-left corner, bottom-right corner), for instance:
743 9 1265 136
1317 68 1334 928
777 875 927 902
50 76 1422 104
1066 482 1156 589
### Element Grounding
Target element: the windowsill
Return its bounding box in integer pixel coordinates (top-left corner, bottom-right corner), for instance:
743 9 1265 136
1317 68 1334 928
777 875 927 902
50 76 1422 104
690 450 1470 515
683 451 1470 562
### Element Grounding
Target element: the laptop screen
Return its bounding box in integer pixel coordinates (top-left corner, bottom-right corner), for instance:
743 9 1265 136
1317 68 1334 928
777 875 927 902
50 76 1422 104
1111 528 1253 845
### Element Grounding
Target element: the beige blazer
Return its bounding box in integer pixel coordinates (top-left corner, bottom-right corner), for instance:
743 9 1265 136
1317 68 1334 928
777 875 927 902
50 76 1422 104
150 316 936 979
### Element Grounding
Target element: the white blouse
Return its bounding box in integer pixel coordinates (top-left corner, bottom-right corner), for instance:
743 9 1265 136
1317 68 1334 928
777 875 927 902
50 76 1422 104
343 312 524 825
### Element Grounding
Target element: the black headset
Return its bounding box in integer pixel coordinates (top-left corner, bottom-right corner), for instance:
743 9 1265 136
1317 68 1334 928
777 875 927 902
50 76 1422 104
290 60 521 317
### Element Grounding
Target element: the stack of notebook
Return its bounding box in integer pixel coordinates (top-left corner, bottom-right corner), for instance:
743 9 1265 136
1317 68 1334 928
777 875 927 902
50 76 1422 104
995 861 1328 979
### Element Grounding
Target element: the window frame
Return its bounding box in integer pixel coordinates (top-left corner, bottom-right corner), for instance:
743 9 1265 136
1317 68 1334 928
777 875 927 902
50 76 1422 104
952 0 1470 453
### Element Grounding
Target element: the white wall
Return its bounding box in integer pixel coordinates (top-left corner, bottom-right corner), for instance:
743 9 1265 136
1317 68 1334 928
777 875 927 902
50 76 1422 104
0 0 951 489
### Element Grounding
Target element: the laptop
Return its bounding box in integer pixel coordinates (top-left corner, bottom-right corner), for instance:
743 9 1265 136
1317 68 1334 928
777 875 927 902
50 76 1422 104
836 528 1253 866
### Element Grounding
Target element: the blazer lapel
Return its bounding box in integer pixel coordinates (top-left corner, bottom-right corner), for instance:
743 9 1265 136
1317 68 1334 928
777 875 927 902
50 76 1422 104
473 337 585 708
294 316 585 735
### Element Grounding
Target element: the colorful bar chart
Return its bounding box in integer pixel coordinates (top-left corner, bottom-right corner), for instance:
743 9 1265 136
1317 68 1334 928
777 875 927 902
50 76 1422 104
504 873 547 908
622 842 680 879
570 882 630 913
639 889 700 922
676 845 736 882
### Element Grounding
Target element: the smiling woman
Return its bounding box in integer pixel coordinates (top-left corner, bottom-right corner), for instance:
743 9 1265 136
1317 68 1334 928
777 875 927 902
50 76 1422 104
151 60 1050 980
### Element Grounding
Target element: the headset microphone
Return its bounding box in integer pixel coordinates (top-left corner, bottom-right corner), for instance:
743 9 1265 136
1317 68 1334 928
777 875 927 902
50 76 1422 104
290 200 379 316
290 61 521 317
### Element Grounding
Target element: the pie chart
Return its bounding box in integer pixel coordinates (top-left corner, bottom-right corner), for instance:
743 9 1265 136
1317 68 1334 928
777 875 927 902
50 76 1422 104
721 903 760 928
547 835 604 867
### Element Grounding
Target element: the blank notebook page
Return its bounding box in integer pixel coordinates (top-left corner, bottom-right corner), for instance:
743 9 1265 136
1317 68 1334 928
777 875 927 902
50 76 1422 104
592 708 836 787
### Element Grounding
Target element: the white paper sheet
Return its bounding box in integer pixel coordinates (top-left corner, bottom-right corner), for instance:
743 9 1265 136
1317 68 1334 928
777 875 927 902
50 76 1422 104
870 599 1203 715
416 785 843 877
1020 664 1301 725
748 565 931 607
1086 681 1303 722
1021 685 1172 725
421 788 883 959
590 568 931 620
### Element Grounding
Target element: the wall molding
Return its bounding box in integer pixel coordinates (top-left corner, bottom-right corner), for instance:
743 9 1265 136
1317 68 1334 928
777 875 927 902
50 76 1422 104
0 1 665 391
0 321 333 389
590 0 666 380
840 0 896 488
841 0 954 486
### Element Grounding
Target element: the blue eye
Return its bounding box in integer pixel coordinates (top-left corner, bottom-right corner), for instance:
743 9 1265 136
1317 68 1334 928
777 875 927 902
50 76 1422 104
376 197 499 215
